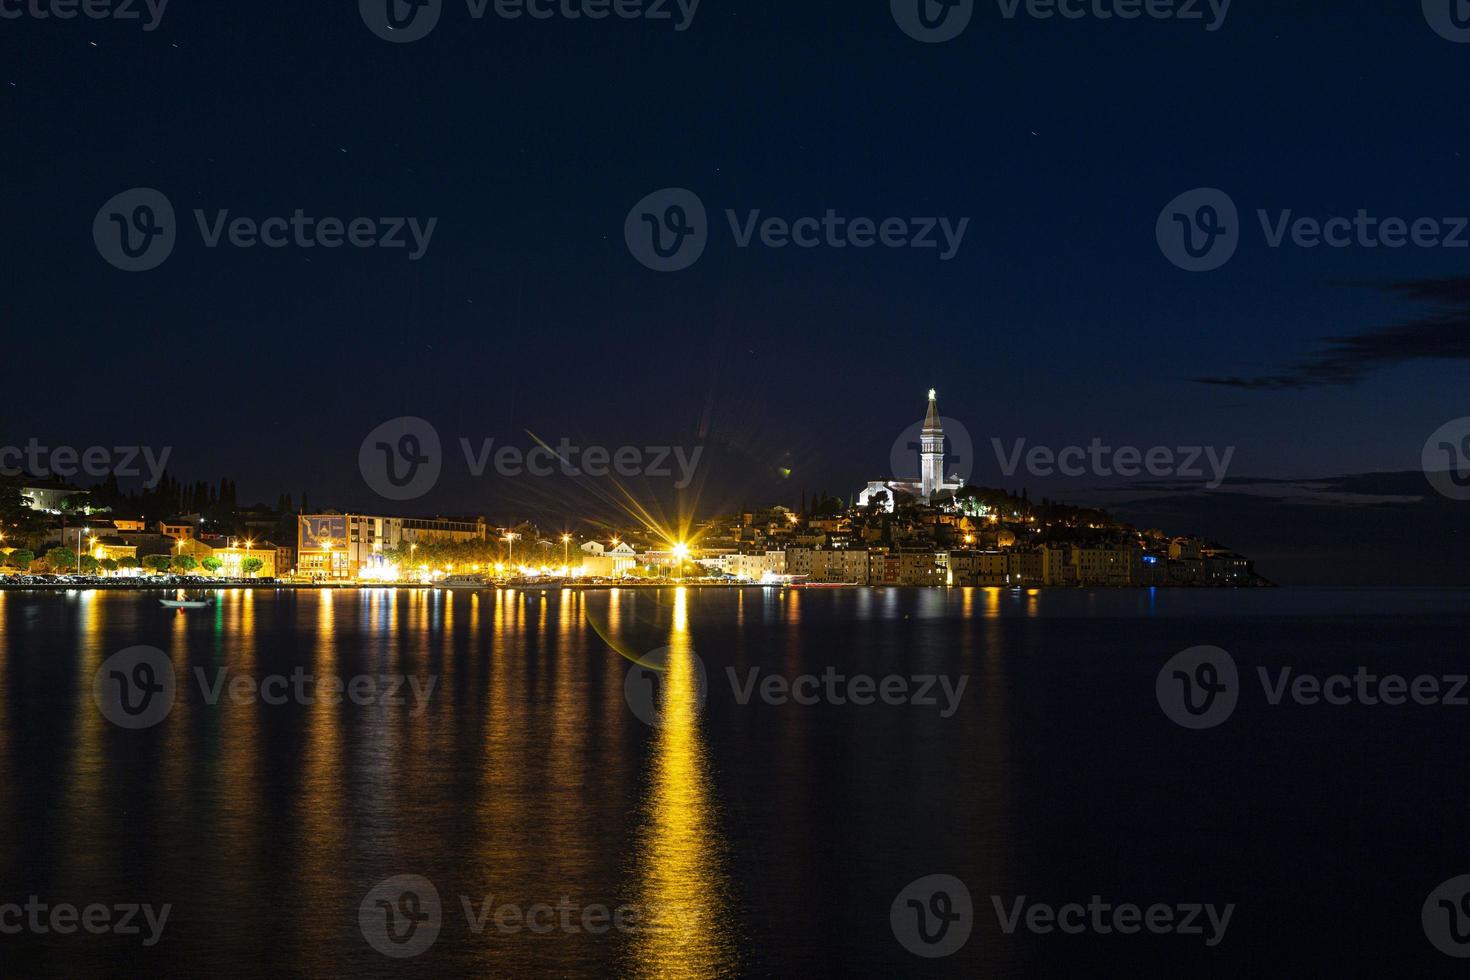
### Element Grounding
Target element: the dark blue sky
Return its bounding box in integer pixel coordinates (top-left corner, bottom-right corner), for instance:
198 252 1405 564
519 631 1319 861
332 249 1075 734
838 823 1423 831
3 1 1467 565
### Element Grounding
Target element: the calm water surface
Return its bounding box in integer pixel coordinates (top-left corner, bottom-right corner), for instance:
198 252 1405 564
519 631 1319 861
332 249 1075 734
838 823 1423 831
1 586 1468 977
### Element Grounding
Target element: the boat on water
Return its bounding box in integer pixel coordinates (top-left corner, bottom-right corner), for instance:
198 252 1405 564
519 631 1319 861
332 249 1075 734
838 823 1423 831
439 574 489 589
759 572 809 586
159 595 214 609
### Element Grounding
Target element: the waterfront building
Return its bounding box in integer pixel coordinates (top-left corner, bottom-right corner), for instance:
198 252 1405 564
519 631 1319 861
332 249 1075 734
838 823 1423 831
580 540 638 578
728 551 787 581
297 513 488 579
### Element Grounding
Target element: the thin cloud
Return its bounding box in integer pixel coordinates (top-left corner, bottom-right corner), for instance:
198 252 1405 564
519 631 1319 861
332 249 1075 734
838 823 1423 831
1193 276 1470 389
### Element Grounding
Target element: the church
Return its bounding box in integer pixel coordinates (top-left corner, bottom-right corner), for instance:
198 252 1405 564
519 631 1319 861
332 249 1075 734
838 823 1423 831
856 390 966 512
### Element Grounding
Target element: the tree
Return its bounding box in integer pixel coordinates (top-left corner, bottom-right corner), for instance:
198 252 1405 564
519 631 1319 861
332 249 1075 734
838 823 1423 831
5 549 35 570
241 557 264 578
99 558 119 573
200 556 223 575
171 555 198 574
47 547 77 573
78 555 100 575
142 554 172 574
116 555 140 570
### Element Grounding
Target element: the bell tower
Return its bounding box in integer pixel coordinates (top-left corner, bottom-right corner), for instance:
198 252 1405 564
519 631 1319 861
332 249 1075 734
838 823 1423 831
920 389 944 501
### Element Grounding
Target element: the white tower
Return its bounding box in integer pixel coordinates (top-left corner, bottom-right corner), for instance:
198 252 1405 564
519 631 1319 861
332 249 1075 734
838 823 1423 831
920 388 944 501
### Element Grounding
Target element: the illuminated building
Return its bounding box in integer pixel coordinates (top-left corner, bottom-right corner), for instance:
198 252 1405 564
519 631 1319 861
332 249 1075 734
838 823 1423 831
297 513 488 580
856 390 966 512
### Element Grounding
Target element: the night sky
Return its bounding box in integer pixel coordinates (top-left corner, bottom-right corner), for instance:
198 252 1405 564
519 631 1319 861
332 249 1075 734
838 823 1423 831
3 1 1467 581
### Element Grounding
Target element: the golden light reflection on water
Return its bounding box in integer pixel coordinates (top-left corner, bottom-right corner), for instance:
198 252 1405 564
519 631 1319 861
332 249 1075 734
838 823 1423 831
628 588 737 979
296 589 347 950
64 591 107 883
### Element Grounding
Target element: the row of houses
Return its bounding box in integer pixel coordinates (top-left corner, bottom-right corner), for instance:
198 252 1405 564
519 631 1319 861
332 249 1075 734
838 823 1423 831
771 542 1256 587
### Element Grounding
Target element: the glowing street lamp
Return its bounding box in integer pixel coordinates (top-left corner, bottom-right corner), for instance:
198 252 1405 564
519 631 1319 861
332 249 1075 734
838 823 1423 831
671 541 689 580
503 531 518 565
561 533 571 569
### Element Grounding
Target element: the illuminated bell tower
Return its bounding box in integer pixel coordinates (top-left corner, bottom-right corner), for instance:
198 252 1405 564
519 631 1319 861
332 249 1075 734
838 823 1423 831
920 388 944 501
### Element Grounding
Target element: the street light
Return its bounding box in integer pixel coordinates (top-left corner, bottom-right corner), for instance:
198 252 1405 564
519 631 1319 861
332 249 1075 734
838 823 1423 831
671 541 689 580
503 532 518 567
561 533 571 569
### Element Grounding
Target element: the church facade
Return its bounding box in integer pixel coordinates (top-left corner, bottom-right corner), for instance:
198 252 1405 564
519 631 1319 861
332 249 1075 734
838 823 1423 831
856 390 966 512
